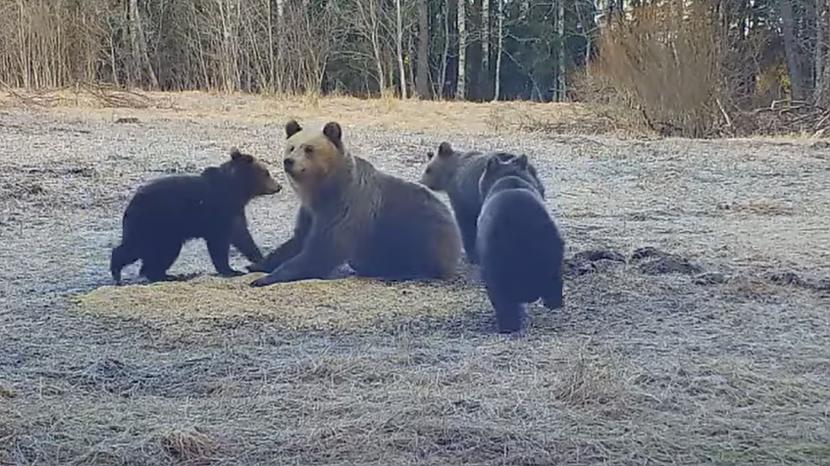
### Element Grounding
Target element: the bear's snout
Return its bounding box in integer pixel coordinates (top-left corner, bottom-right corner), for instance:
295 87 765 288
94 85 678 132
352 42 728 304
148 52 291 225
263 178 282 195
283 158 295 170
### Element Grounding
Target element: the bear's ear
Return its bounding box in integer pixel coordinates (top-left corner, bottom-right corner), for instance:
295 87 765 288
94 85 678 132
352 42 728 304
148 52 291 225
323 121 343 147
514 154 529 169
494 152 514 163
285 120 302 138
437 142 453 158
426 151 435 160
486 155 501 171
230 148 253 163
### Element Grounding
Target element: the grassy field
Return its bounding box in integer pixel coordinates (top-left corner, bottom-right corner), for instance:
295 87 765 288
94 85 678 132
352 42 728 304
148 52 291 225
1 90 828 465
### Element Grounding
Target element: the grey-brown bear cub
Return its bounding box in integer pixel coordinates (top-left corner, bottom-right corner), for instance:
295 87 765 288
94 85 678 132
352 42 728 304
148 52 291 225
477 154 564 333
420 142 544 263
110 149 281 283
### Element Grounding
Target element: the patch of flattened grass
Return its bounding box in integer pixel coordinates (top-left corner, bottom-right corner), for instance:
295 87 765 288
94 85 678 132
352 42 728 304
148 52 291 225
72 273 487 332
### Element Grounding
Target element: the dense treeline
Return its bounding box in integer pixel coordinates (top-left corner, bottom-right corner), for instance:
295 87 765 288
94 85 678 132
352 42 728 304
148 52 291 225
1 0 829 128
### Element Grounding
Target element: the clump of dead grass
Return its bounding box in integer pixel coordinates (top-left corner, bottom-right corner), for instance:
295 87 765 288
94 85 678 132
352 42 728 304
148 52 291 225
157 426 218 463
72 274 487 332
0 383 16 398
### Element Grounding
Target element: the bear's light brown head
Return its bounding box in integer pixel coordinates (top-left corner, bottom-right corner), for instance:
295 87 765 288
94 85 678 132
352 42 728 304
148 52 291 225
281 120 350 199
420 142 462 192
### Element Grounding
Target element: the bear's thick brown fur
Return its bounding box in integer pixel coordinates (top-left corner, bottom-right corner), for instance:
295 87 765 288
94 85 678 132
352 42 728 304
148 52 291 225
420 142 545 264
249 120 461 286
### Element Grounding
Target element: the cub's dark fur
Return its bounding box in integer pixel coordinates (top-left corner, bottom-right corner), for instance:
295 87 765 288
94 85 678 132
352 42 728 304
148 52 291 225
248 120 461 286
476 154 564 333
420 142 544 263
110 149 281 283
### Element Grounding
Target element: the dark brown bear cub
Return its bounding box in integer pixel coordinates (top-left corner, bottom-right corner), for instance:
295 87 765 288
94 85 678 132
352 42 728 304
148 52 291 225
248 120 461 286
110 149 281 283
477 154 564 333
420 142 544 264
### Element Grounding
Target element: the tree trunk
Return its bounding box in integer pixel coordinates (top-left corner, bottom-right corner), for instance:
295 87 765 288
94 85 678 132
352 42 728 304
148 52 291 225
820 47 830 106
457 0 467 99
129 0 158 89
440 0 450 98
395 0 408 98
482 0 489 74
556 0 565 101
492 0 503 101
369 0 386 92
781 0 805 100
815 0 826 103
275 0 285 93
416 0 430 98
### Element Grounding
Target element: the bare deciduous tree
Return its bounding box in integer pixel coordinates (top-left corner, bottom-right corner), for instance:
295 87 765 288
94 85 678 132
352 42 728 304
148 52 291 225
780 0 805 100
493 0 503 101
482 0 490 74
457 0 467 100
395 0 407 98
129 0 158 89
556 0 566 101
439 0 451 98
415 0 430 98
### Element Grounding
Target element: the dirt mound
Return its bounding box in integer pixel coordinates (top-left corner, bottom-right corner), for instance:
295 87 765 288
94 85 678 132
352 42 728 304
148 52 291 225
72 274 487 331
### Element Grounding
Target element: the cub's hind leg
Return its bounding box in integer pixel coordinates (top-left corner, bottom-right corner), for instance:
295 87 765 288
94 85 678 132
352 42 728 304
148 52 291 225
139 241 183 282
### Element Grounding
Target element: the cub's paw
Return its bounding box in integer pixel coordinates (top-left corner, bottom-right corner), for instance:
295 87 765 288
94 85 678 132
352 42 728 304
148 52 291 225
219 269 245 278
250 275 277 287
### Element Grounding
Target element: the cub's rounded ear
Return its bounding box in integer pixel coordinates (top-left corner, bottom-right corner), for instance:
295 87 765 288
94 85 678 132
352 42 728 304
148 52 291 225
437 142 453 158
515 154 529 169
494 152 514 163
323 121 343 146
426 151 435 160
230 148 253 163
285 120 302 138
486 155 501 170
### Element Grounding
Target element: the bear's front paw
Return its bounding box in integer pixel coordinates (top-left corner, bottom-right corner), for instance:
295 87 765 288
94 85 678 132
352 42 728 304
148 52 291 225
219 269 245 278
250 274 277 287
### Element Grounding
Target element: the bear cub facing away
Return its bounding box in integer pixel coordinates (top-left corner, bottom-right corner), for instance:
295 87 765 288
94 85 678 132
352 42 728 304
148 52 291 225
477 154 564 333
110 148 282 283
249 120 461 286
420 142 544 264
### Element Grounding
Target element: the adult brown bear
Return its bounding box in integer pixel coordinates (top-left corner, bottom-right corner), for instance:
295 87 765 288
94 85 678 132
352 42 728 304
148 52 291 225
249 120 461 287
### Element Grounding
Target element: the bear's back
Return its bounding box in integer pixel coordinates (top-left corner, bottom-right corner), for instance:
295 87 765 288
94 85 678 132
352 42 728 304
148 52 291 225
348 156 460 278
124 175 228 241
478 184 562 300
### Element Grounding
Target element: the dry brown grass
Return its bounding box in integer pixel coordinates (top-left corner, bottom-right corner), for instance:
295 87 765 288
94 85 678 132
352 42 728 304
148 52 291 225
0 88 650 137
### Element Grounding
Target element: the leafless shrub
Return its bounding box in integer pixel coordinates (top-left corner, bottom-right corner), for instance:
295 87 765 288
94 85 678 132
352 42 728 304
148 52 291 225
590 2 727 137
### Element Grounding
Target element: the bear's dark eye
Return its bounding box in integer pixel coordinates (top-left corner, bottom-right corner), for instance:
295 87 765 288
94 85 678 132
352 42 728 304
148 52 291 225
304 146 313 155
288 145 295 152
